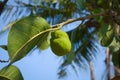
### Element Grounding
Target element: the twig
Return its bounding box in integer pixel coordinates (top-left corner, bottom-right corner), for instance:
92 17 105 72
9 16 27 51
114 66 120 76
0 59 9 63
90 61 95 80
106 48 111 80
0 12 106 33
52 12 106 28
114 49 120 76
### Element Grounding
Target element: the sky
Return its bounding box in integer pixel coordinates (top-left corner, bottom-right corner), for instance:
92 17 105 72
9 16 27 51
0 0 113 80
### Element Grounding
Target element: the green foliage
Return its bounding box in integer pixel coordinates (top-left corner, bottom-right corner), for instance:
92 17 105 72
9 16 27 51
109 39 120 52
0 65 23 80
1 0 120 79
58 25 98 78
37 0 76 19
68 25 97 60
112 52 119 66
50 30 71 56
101 25 115 47
85 0 119 12
76 0 86 10
8 15 50 65
99 25 108 37
37 32 51 50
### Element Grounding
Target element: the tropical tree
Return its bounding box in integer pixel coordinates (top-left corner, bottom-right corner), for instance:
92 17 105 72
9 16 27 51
0 0 120 80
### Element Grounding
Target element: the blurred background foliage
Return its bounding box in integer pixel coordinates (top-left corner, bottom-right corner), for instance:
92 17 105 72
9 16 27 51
0 0 120 80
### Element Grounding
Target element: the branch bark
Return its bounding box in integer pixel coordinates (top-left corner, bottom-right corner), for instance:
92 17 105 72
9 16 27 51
106 48 112 80
0 12 106 33
114 66 120 76
52 12 106 28
90 61 95 80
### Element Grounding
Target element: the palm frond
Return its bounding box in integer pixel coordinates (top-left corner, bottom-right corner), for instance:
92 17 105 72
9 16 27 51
58 24 99 78
0 0 8 15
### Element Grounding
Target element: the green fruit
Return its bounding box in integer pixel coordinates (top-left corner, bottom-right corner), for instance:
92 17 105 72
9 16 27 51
50 30 71 56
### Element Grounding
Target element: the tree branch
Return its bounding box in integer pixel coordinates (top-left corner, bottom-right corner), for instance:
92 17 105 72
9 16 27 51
0 59 9 63
106 48 112 80
52 12 106 28
0 12 106 34
90 61 95 80
114 66 120 76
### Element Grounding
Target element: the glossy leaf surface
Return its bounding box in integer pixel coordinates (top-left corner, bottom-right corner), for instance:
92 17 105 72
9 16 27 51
0 65 24 80
8 15 50 65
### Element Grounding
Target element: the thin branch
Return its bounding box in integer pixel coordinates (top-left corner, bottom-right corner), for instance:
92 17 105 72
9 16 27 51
52 12 106 28
114 49 120 76
0 12 106 34
114 66 120 76
0 22 14 34
90 61 95 80
0 59 9 63
106 48 112 80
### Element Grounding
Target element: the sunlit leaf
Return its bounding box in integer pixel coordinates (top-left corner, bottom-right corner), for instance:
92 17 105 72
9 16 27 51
101 25 115 47
109 39 120 52
8 15 50 65
0 65 24 80
41 0 58 3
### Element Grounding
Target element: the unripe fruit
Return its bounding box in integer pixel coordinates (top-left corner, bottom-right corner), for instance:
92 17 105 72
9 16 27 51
50 30 71 56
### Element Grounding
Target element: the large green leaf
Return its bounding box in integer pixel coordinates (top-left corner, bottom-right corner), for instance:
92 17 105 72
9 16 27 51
37 32 51 50
0 65 24 80
8 15 50 65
